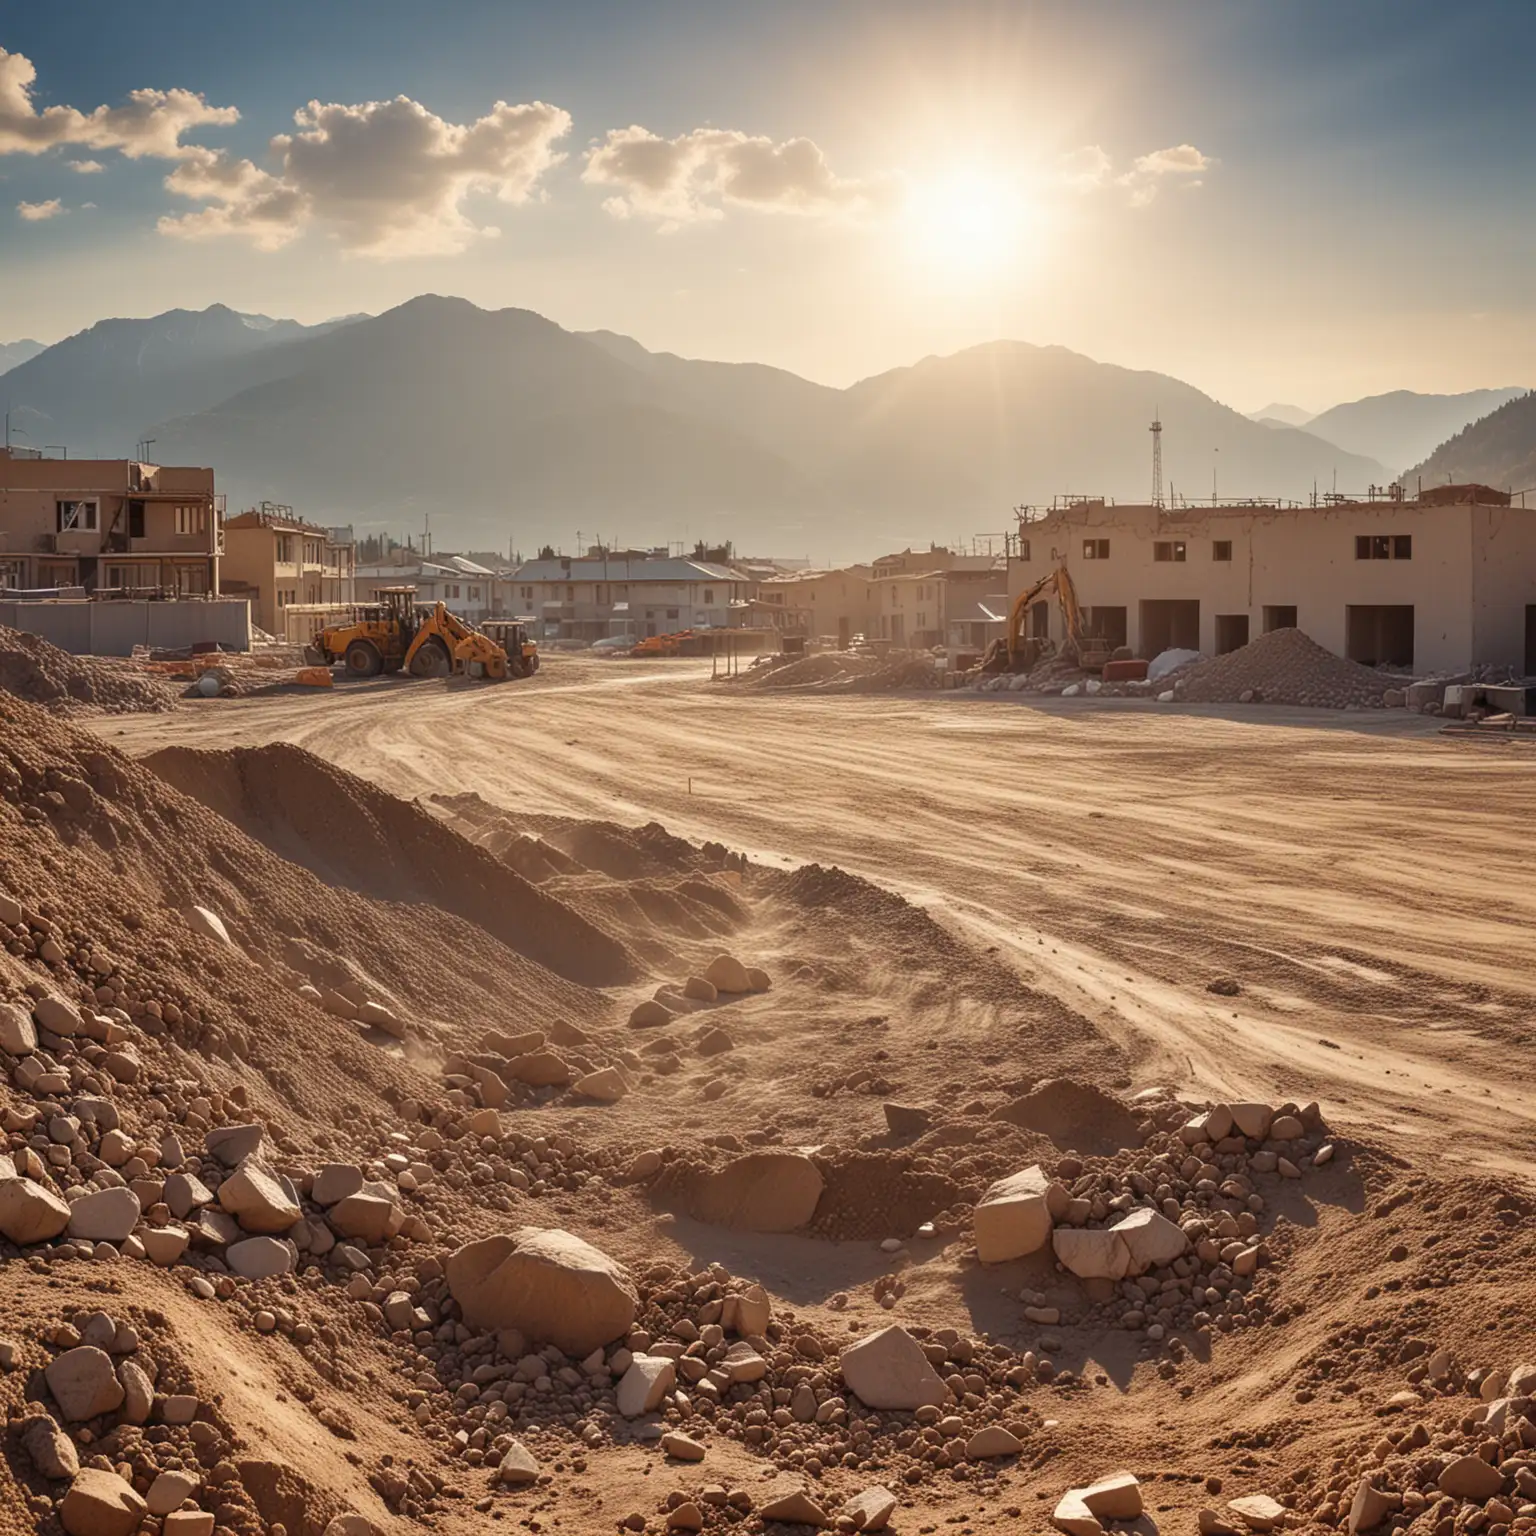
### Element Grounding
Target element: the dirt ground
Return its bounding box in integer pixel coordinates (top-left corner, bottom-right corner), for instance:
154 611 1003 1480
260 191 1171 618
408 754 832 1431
0 651 1522 1536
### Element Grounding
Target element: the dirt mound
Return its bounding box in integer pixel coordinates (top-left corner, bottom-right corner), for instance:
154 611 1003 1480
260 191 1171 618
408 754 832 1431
734 651 944 693
143 743 637 987
991 1077 1145 1155
1172 626 1399 707
0 622 175 715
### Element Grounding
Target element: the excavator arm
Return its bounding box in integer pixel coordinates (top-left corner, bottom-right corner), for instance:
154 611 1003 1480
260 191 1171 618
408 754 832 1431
403 602 511 680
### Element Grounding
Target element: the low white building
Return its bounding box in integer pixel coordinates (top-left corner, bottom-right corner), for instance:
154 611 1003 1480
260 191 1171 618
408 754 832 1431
508 553 747 641
355 555 502 623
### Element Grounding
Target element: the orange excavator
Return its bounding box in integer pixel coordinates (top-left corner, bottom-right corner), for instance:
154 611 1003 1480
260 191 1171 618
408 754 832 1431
982 563 1110 673
305 587 529 680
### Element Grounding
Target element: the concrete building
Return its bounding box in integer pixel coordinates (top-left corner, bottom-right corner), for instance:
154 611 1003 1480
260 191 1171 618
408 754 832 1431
508 552 747 641
354 554 501 623
1009 486 1536 675
222 505 356 636
753 566 875 646
0 447 221 596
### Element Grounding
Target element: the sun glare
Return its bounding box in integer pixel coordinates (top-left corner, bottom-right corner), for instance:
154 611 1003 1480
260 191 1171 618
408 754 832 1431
903 168 1037 283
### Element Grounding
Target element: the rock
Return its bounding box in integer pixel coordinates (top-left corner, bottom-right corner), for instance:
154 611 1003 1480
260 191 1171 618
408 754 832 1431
703 954 752 994
1110 1206 1188 1273
447 1226 638 1355
974 1164 1052 1262
328 1193 399 1243
628 999 673 1028
204 1124 264 1166
690 1151 824 1232
760 1483 828 1526
883 1102 930 1137
722 1341 768 1383
0 1171 73 1243
746 966 771 992
668 1503 705 1531
840 1325 950 1410
498 1441 540 1486
843 1486 898 1531
310 1164 364 1206
682 976 718 1002
226 1237 294 1279
60 1469 148 1536
146 1470 200 1516
1228 1103 1274 1140
34 994 83 1036
1053 1490 1104 1536
1228 1496 1289 1531
1269 1115 1304 1141
1079 1474 1143 1521
721 1284 771 1337
1437 1455 1503 1500
0 1001 37 1054
505 1050 572 1087
163 1515 215 1536
20 1413 80 1478
695 1026 734 1056
617 1354 676 1417
46 1346 126 1421
357 1000 404 1036
119 1362 153 1424
1199 1511 1241 1536
217 1159 302 1233
623 1150 663 1183
187 905 237 949
320 1518 380 1536
159 1395 198 1425
67 1188 141 1243
573 1067 627 1103
967 1425 1024 1458
1348 1480 1401 1534
163 1172 214 1220
1053 1225 1131 1280
662 1431 707 1461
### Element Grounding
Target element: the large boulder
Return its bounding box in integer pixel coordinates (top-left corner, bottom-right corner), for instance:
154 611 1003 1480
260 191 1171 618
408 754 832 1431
1053 1226 1131 1280
0 1169 72 1243
840 1325 951 1411
690 1151 823 1232
446 1227 638 1356
973 1165 1052 1263
60 1470 148 1536
1110 1207 1188 1274
66 1188 141 1244
217 1159 301 1234
46 1346 126 1421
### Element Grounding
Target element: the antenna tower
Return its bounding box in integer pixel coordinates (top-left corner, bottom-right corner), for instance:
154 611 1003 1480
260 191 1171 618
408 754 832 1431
1149 413 1164 509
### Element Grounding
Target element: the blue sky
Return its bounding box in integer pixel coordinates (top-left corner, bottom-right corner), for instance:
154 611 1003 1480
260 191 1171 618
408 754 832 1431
2 0 1532 407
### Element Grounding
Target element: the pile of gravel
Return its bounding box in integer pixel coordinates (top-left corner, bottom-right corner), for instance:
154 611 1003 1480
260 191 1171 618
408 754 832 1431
1172 627 1398 708
0 622 176 714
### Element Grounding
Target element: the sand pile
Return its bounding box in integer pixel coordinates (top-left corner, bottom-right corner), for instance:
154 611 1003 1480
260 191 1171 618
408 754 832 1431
143 744 637 987
731 651 941 693
0 623 176 715
1171 627 1399 708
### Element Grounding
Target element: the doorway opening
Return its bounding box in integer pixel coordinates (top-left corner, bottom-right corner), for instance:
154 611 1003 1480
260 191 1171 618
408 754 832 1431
1138 599 1200 656
1215 614 1250 654
1345 605 1413 668
1263 605 1298 633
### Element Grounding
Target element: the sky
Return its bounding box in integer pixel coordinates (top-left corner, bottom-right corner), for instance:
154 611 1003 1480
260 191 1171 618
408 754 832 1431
1 0 1532 411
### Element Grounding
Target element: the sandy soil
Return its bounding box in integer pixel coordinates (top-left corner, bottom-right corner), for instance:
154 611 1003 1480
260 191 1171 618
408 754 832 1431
100 656 1536 1180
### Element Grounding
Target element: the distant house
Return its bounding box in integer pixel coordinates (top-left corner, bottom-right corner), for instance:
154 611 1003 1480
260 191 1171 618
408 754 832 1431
354 554 501 623
508 552 747 641
222 505 355 636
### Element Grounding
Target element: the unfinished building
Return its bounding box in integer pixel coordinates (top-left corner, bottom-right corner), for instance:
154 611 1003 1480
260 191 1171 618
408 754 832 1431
1009 486 1536 675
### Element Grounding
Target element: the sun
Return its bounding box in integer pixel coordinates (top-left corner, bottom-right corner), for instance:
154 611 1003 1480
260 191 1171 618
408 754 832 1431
902 167 1038 283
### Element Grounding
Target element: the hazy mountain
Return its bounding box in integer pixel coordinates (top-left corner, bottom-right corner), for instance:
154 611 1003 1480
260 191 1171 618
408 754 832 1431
0 304 355 458
0 339 46 377
1407 391 1536 493
1305 388 1529 475
1247 402 1313 428
11 295 1387 558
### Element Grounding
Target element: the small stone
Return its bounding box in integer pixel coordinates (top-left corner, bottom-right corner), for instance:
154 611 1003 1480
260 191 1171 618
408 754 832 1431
46 1346 126 1421
573 1067 627 1103
662 1431 707 1461
498 1441 540 1485
760 1482 828 1526
147 1470 201 1516
617 1354 676 1417
974 1164 1052 1262
967 1425 1024 1459
20 1413 80 1479
882 1103 930 1137
703 954 752 994
311 1164 364 1206
843 1486 898 1532
840 1325 949 1410
163 1514 215 1536
67 1188 141 1244
667 1503 704 1532
60 1469 147 1536
1348 1480 1401 1534
226 1236 294 1279
1227 1495 1289 1531
1438 1455 1503 1500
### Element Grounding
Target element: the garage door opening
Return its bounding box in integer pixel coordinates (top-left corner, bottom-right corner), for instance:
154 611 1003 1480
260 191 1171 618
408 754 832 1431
1263 605 1298 633
1139 599 1200 657
1346 605 1413 668
1082 606 1128 649
1215 614 1250 654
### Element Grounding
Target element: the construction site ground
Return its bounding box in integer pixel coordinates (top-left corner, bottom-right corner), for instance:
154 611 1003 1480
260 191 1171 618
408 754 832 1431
6 651 1532 1536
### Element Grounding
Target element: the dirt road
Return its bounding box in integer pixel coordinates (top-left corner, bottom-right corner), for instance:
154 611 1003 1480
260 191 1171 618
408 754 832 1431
100 658 1536 1172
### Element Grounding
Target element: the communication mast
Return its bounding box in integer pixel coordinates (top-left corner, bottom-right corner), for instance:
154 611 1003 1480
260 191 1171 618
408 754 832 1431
1149 413 1164 509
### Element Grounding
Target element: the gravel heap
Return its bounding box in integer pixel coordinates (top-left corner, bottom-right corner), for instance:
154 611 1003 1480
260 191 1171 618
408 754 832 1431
0 624 175 715
1171 628 1399 708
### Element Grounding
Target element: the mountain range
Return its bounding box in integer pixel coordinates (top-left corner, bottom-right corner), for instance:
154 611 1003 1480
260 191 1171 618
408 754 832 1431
0 339 46 377
1409 391 1536 493
0 295 1485 559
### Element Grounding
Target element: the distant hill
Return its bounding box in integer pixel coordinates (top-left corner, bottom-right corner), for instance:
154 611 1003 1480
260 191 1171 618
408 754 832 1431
7 296 1387 559
1408 391 1536 493
0 305 353 458
1247 402 1314 428
1305 388 1529 475
0 339 46 377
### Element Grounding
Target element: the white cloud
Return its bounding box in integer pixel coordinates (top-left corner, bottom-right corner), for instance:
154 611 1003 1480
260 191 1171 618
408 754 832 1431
1062 141 1216 208
584 125 897 227
17 197 64 221
67 158 104 174
0 46 236 159
160 94 572 255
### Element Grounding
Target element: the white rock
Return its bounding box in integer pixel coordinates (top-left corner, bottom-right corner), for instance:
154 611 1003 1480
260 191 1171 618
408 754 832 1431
974 1164 1052 1263
616 1354 676 1417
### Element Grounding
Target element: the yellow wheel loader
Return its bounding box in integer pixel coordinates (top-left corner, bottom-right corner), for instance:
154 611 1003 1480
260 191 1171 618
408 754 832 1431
304 586 529 681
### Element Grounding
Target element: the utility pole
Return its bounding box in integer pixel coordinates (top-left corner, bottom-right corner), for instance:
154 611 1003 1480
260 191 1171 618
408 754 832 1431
1150 413 1164 509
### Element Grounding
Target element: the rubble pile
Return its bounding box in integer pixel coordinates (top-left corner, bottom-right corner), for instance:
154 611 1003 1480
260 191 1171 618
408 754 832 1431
1170 628 1402 708
730 651 941 693
0 626 176 716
